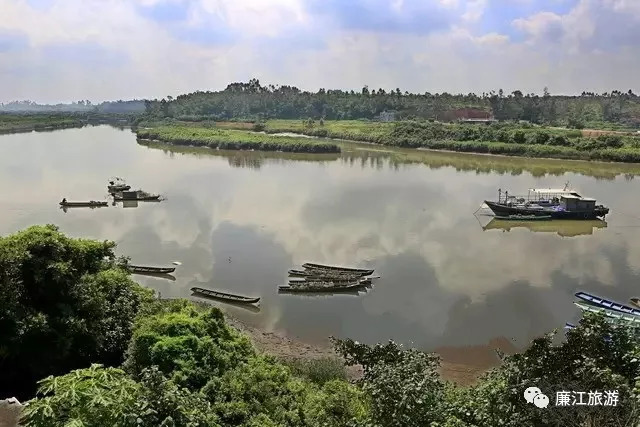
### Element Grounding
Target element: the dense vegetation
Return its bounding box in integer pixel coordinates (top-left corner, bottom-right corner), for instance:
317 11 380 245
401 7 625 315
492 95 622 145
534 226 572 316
144 79 640 129
2 226 640 426
0 112 138 133
136 125 341 153
210 118 640 163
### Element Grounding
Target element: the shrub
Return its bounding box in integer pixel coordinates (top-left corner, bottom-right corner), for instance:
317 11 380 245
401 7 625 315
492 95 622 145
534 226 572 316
282 357 348 385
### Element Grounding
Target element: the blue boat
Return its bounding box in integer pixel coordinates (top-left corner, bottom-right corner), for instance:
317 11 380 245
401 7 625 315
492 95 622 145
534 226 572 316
574 291 640 317
574 302 640 327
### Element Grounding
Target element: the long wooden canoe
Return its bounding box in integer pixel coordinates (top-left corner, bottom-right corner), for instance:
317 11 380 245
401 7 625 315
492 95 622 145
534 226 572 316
108 184 131 192
289 268 371 279
59 201 108 207
575 291 640 317
279 283 366 293
128 265 176 274
113 194 161 201
191 287 260 304
302 262 374 275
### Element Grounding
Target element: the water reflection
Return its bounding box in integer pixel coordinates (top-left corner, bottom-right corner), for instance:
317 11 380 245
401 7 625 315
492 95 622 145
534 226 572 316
4 126 640 354
482 219 608 237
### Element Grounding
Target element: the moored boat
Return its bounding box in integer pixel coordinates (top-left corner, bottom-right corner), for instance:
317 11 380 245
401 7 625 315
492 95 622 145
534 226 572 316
288 269 371 280
113 190 161 201
191 287 260 304
128 265 176 274
302 262 374 275
484 188 609 220
279 282 366 293
493 215 552 221
59 200 108 207
575 291 640 317
574 302 640 327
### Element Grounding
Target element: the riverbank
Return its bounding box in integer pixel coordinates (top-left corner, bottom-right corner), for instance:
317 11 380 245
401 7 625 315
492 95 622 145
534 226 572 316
135 125 341 153
223 311 517 386
0 114 84 134
210 119 640 163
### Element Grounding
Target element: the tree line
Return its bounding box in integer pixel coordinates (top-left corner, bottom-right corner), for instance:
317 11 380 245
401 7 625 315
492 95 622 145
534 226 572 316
143 79 640 129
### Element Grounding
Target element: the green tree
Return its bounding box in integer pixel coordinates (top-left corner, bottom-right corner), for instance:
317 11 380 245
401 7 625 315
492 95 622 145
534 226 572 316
0 225 153 399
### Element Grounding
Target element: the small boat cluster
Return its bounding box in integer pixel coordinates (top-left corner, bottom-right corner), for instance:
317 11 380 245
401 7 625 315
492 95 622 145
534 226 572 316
568 291 640 331
483 185 609 221
280 262 379 293
59 177 162 209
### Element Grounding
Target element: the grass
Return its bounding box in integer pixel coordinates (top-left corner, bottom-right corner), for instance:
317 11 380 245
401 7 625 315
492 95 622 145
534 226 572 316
0 113 84 133
218 119 640 163
135 125 341 153
281 357 348 386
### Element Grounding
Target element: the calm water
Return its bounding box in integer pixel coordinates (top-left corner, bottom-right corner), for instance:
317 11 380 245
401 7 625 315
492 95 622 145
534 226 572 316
3 125 640 354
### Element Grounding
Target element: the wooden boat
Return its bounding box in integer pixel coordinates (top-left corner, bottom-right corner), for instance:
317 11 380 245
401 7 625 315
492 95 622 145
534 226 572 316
575 291 640 317
128 265 176 274
302 262 374 275
279 282 366 293
574 302 640 327
108 184 131 192
59 200 108 207
191 287 260 304
493 215 552 221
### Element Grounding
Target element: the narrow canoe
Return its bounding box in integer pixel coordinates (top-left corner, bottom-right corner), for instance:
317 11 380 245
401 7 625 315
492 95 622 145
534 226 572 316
279 283 365 293
574 302 640 326
290 268 371 279
128 265 176 274
630 298 640 309
59 201 108 207
191 287 260 304
302 262 374 275
575 291 640 317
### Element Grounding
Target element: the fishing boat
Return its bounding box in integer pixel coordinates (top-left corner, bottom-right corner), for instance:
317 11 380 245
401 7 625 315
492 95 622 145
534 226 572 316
127 265 176 274
113 190 161 201
279 282 366 293
288 269 371 279
484 187 609 220
574 302 640 327
302 262 374 275
575 291 640 317
630 298 640 309
493 215 552 221
59 200 108 207
191 287 260 304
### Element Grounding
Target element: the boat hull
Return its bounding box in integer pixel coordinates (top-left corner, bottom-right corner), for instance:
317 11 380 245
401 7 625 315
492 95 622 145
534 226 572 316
128 265 176 274
191 287 260 304
302 262 374 275
484 201 608 220
60 201 108 207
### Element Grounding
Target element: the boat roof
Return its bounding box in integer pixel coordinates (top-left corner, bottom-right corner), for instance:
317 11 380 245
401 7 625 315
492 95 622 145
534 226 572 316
529 188 579 194
561 195 595 201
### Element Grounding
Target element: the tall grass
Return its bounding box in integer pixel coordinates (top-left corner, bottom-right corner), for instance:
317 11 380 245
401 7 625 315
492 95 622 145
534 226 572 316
136 126 340 153
281 357 348 385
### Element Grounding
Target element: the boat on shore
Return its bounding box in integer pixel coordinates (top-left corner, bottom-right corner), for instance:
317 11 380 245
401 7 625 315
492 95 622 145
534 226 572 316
59 200 108 207
575 291 640 317
191 287 260 304
302 262 374 275
484 187 609 220
127 265 176 274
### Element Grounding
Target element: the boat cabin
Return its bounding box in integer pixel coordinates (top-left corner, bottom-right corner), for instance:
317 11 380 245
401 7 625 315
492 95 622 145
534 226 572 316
560 195 596 211
528 188 581 202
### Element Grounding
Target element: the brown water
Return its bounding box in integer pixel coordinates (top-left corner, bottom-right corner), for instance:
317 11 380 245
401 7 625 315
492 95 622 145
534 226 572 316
2 125 640 352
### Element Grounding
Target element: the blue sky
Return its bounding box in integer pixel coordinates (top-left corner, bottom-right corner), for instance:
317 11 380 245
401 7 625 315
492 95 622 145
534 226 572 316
0 0 639 102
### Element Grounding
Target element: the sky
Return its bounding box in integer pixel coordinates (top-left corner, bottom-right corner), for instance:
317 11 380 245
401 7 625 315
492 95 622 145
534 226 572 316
0 0 639 103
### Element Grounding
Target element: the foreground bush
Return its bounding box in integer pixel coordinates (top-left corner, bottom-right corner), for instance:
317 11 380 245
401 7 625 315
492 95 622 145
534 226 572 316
0 225 153 399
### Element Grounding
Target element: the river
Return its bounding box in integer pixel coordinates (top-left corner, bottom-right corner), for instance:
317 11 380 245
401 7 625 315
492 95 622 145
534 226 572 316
2 125 640 359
